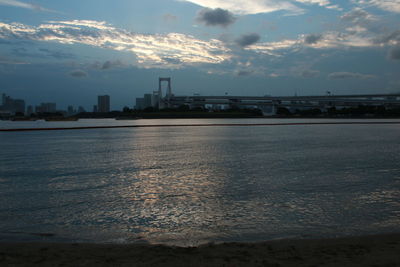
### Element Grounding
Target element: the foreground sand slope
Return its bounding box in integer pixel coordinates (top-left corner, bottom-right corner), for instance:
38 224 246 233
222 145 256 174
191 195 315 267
1 233 399 266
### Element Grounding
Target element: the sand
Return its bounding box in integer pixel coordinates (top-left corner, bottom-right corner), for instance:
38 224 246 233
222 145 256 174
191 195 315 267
1 233 399 266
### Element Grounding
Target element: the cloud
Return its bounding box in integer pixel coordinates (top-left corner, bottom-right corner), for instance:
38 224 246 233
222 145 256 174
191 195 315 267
38 48 74 59
69 70 88 78
374 30 400 45
354 0 400 14
294 0 341 10
0 20 231 68
340 8 377 24
389 46 400 60
249 29 379 54
328 72 376 79
181 0 341 15
0 55 29 65
0 0 54 12
91 60 124 70
302 69 320 77
180 0 304 15
101 60 124 69
304 34 323 44
11 47 75 59
246 39 298 55
345 26 368 35
197 8 236 27
236 70 253 76
236 33 261 47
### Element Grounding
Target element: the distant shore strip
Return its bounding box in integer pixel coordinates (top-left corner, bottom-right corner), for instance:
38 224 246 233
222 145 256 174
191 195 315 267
1 121 400 132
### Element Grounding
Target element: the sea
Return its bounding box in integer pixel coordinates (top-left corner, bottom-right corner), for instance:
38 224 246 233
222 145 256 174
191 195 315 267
0 118 399 246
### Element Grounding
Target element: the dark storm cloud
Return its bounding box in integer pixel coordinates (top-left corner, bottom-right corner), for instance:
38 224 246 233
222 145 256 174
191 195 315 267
236 70 253 76
235 33 261 47
69 69 88 78
328 72 375 80
197 8 236 27
90 60 124 70
301 70 320 78
374 30 400 45
304 34 323 44
389 46 400 60
101 60 123 69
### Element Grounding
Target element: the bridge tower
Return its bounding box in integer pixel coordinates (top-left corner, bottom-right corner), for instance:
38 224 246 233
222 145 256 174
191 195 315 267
158 77 172 108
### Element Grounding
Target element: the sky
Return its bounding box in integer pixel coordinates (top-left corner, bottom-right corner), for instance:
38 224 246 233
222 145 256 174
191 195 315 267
0 0 400 110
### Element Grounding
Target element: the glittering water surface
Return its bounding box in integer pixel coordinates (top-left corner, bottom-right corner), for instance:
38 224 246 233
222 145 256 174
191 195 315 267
0 119 400 246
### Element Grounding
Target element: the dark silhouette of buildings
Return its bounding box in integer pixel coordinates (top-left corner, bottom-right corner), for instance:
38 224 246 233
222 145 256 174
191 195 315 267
98 95 110 113
35 103 56 113
1 93 25 115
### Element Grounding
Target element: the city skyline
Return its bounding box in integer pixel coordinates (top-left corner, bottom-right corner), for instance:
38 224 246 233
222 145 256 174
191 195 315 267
0 0 400 110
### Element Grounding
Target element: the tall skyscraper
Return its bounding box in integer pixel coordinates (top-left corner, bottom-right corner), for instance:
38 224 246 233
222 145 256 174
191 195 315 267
98 95 110 113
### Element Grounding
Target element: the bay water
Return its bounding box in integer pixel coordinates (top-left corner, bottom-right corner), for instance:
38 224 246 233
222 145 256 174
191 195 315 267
1 119 399 246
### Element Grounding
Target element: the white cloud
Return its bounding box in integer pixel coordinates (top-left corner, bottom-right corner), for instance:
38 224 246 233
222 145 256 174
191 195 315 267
179 0 341 15
0 20 232 68
341 8 377 24
245 31 375 55
355 0 400 13
0 0 54 12
178 0 304 15
346 26 368 34
294 0 342 10
295 0 330 5
46 20 115 31
246 39 299 55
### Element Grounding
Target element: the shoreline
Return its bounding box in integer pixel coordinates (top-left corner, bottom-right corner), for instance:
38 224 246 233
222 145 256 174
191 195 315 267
1 233 399 266
1 120 400 132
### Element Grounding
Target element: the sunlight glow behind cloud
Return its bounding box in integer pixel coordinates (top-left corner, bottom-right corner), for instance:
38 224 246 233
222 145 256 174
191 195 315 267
179 0 341 15
0 18 398 71
178 0 303 15
0 20 232 68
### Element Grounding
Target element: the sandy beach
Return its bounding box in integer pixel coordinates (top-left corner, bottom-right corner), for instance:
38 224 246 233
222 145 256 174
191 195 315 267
1 233 399 266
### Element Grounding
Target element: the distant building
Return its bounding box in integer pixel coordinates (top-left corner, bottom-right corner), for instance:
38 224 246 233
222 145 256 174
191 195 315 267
27 105 34 115
135 97 145 110
78 106 86 113
136 93 156 110
0 93 25 114
36 103 56 113
144 94 153 108
67 105 76 116
152 91 159 108
93 105 98 113
12 100 25 114
98 95 110 113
